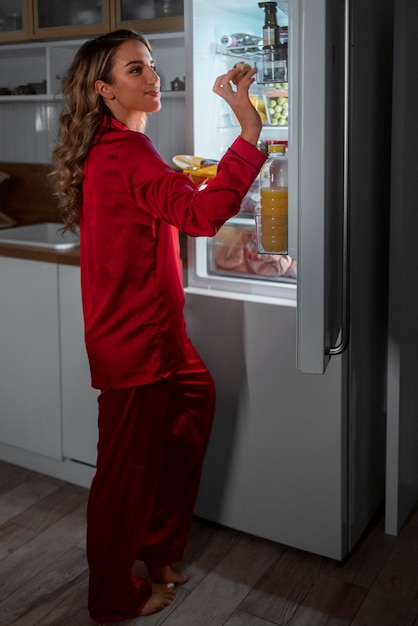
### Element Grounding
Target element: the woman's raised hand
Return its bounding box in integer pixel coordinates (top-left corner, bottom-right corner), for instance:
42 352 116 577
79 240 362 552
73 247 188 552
212 66 262 147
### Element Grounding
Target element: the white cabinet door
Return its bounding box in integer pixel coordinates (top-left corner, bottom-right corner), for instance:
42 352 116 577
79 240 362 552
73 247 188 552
59 264 99 467
0 256 62 458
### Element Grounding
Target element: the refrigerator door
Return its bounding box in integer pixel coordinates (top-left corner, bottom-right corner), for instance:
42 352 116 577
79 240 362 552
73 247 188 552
291 0 347 374
184 0 347 373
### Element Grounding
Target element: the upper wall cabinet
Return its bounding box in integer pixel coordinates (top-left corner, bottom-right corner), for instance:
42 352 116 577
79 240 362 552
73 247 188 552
0 0 184 43
0 0 32 42
33 0 111 38
115 0 184 33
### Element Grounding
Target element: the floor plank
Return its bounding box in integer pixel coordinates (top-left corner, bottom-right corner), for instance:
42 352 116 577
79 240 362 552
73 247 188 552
0 520 37 561
240 546 326 624
0 500 86 604
225 610 280 626
351 508 418 626
0 477 60 525
32 569 90 626
180 518 242 591
1 546 87 626
11 481 87 533
154 533 281 625
286 575 367 626
0 461 43 495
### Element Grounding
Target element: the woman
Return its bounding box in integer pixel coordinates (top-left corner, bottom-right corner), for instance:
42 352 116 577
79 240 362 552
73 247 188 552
50 29 265 623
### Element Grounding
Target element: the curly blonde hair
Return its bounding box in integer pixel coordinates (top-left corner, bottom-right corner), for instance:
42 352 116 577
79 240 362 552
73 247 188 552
49 30 152 233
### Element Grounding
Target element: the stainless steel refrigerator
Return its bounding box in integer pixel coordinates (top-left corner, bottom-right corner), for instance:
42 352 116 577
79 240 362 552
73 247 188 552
385 0 418 537
182 0 394 560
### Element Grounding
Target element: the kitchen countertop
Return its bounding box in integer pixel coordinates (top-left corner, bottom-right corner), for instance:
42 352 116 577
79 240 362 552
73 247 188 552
0 241 80 266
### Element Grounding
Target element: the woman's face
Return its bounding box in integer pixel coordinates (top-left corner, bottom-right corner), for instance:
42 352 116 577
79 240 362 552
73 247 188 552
96 39 161 129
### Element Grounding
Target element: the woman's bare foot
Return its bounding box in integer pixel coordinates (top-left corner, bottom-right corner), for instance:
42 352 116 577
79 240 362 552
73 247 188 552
139 583 176 616
146 563 189 585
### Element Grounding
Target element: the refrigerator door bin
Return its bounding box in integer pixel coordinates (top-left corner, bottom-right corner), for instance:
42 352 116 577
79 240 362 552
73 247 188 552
186 217 296 305
208 220 295 281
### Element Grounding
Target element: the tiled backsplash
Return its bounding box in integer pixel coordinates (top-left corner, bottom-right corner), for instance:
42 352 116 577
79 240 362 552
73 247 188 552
0 95 186 165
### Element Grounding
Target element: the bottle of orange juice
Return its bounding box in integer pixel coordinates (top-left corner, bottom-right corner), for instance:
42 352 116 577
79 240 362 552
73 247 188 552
258 143 288 253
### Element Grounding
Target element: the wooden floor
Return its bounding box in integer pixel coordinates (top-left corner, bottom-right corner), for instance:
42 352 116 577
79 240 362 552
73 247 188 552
0 459 417 626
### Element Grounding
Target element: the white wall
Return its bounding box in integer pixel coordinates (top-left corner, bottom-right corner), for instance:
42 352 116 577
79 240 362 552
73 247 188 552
0 101 61 163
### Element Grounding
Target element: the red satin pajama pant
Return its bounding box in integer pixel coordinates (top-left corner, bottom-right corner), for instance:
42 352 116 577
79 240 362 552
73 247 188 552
87 341 215 623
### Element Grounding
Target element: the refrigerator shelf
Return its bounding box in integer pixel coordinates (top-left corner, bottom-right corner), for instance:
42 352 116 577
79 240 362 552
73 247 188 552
215 46 262 59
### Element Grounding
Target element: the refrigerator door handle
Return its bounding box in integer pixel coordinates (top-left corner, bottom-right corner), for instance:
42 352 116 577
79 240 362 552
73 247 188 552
326 0 350 357
296 0 349 373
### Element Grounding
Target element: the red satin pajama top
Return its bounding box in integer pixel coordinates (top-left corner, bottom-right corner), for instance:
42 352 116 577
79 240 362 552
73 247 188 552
80 115 266 390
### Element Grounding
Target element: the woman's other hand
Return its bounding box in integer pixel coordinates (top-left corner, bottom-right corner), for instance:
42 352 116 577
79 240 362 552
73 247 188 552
212 66 262 147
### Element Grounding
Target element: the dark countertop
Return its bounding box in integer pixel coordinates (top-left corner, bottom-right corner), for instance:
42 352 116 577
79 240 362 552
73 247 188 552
0 242 80 266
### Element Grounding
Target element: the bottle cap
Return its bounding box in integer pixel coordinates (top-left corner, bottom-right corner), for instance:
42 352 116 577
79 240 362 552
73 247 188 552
258 2 278 10
268 144 286 153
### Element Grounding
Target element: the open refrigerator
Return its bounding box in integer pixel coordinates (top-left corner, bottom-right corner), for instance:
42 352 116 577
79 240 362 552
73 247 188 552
182 0 393 560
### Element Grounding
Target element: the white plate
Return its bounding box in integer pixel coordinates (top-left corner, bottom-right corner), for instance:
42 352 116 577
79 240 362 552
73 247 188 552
172 155 204 170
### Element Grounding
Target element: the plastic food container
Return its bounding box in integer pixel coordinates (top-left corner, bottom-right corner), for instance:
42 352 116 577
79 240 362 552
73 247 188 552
230 94 268 126
208 222 297 280
263 86 289 126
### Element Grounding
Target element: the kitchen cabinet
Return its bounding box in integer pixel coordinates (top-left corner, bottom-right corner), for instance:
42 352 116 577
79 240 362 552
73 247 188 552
0 39 85 99
0 0 32 42
0 255 99 474
115 0 184 33
59 264 99 468
0 256 62 459
33 0 111 39
0 0 183 42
